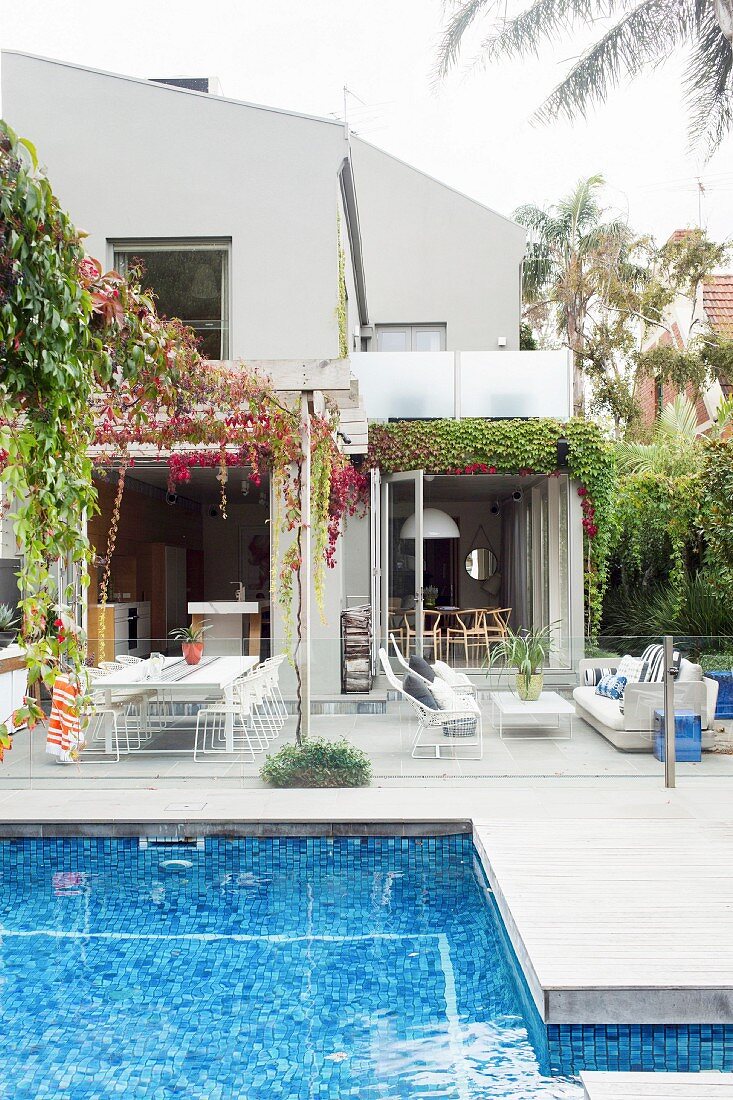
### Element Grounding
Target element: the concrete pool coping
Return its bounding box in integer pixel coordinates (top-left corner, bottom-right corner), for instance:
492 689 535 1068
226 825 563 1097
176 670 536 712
581 1071 733 1097
2 781 733 1028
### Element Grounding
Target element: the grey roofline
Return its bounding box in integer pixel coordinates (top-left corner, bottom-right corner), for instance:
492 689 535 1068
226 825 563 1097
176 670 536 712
350 133 525 236
3 50 524 236
0 50 345 129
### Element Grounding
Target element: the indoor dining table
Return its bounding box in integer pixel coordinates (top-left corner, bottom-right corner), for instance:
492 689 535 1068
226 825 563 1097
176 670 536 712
95 655 258 754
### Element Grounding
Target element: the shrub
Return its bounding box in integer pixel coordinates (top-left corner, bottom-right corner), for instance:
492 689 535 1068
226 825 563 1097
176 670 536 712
699 652 733 673
260 738 372 788
602 574 733 643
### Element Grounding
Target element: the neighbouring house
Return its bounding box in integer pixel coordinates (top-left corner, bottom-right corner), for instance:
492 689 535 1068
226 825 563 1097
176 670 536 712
1 51 585 696
637 231 733 432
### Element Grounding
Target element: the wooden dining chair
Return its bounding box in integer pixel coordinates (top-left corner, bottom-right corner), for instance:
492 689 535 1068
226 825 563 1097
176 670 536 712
404 609 443 661
485 607 511 646
446 609 490 667
387 602 405 651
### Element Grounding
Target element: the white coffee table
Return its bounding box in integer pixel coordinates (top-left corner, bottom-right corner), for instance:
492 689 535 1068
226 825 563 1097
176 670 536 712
490 690 575 740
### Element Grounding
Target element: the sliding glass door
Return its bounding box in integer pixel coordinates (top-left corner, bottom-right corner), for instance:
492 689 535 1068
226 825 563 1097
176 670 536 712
380 472 424 658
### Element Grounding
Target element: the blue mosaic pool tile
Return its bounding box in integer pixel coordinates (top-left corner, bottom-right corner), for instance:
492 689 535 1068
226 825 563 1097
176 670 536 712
0 834 580 1100
546 1022 733 1075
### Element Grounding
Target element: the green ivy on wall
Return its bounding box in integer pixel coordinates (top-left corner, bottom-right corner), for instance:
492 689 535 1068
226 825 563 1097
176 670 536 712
610 471 702 609
700 439 733 600
367 417 615 638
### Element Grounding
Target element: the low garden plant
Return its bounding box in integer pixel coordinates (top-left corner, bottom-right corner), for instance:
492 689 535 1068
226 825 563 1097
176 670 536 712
260 738 372 788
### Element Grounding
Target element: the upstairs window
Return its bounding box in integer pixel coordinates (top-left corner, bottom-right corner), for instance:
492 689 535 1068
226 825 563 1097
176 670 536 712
113 240 230 359
376 324 446 352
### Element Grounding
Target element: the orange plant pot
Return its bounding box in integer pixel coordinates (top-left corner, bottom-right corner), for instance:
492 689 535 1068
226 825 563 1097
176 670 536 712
182 642 204 666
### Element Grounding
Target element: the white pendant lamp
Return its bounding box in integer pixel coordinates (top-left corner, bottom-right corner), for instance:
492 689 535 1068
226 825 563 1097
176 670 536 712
400 508 460 539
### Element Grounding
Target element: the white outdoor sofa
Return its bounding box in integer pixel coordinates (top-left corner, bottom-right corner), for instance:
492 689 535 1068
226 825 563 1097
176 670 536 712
573 657 719 752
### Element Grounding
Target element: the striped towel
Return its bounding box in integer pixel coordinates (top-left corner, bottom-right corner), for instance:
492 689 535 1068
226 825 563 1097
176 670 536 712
46 674 84 762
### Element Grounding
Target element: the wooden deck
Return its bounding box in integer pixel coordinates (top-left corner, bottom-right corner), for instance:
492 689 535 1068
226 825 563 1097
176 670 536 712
473 819 733 1024
581 1071 733 1098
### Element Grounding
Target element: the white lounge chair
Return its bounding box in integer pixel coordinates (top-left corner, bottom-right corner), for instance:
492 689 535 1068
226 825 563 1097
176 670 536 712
379 647 483 759
389 634 477 698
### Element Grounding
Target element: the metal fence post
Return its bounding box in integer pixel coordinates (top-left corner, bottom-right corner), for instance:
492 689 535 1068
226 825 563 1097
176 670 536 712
663 634 676 789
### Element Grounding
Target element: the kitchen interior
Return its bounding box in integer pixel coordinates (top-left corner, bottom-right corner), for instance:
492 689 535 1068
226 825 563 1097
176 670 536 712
87 464 271 663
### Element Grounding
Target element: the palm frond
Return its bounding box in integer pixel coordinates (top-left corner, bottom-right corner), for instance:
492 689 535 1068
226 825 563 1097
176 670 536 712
683 3 733 155
435 0 497 78
556 174 606 235
533 0 697 123
658 393 700 440
477 0 609 64
522 242 555 300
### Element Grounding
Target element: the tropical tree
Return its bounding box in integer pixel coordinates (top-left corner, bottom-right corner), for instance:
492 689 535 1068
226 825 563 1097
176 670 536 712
616 394 702 476
514 174 634 415
437 0 733 156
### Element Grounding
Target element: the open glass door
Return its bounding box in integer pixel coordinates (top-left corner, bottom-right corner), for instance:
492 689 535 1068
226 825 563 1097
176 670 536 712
380 471 424 659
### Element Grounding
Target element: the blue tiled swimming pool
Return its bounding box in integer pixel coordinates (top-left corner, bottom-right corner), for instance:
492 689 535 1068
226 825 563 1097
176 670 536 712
0 834 579 1099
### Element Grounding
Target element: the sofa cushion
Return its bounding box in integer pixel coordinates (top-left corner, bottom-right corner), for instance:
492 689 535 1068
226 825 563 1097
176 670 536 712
583 665 614 687
596 673 628 700
677 657 703 682
640 643 681 682
616 655 647 683
573 686 626 731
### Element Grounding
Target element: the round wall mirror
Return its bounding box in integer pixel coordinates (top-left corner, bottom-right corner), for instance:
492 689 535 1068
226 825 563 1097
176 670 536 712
465 547 497 581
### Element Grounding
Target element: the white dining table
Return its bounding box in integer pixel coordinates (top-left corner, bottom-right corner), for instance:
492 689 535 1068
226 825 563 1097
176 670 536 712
96 655 258 754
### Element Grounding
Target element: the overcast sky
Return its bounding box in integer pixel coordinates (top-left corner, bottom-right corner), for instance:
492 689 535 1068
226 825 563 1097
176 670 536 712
2 0 732 245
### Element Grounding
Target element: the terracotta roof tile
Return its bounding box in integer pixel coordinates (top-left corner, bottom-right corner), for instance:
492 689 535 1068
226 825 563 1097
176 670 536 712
703 275 733 336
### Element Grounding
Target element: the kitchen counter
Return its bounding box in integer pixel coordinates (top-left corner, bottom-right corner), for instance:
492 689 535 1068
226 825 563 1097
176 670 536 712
188 601 262 658
187 601 259 615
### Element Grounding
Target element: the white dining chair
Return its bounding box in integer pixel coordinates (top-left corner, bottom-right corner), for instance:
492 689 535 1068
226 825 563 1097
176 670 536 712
194 668 269 759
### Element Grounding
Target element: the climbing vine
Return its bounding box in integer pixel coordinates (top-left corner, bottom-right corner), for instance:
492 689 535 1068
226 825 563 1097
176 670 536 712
0 123 102 753
0 121 364 754
698 440 733 601
609 471 702 609
367 417 615 637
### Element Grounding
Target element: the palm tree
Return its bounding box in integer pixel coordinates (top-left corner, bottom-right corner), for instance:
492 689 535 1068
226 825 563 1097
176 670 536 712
437 0 733 156
514 174 633 414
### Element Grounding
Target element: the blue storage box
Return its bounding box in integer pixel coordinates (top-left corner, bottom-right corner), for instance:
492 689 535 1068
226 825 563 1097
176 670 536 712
653 709 702 762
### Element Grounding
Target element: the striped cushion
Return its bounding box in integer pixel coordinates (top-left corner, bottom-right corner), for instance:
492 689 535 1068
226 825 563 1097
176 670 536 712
584 666 614 687
640 644 681 682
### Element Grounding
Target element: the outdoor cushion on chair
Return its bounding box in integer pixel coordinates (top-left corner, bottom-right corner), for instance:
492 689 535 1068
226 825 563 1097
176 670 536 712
428 676 479 737
403 673 439 709
432 660 472 687
409 655 435 682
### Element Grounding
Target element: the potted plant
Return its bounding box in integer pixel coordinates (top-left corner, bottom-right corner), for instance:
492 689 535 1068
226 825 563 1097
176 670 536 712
488 623 554 701
424 585 439 609
169 620 210 665
0 605 19 649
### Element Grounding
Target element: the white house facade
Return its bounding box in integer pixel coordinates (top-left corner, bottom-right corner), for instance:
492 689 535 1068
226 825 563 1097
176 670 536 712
1 52 582 695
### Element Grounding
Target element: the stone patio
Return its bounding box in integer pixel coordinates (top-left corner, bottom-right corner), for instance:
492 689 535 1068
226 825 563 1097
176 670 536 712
2 692 732 789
